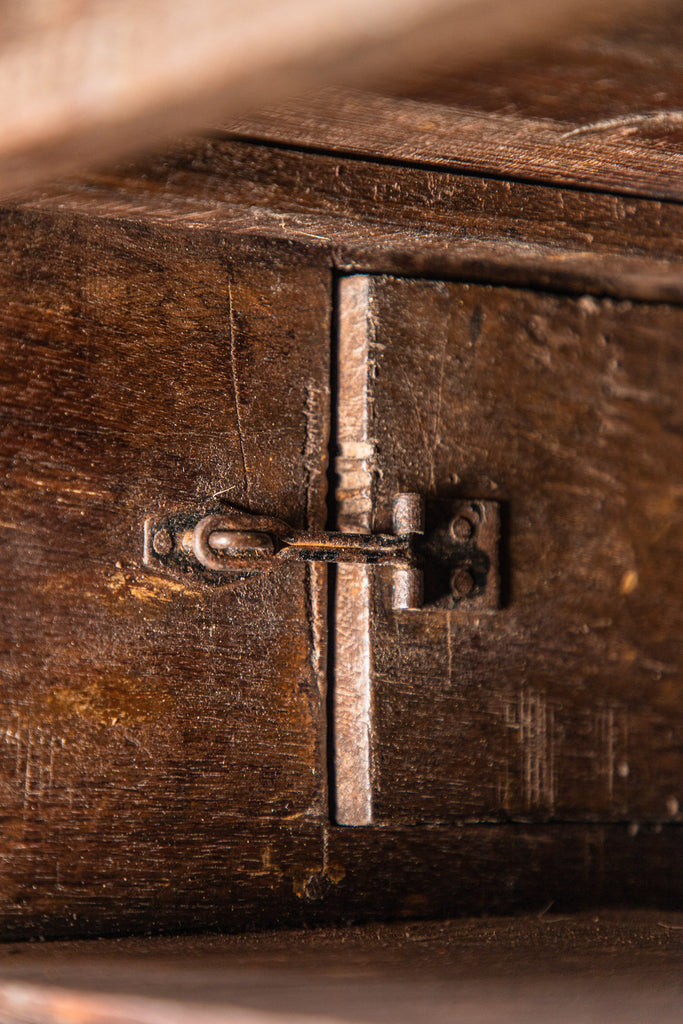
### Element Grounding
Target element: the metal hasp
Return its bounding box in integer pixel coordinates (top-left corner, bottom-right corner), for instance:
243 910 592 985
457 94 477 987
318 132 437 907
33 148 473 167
144 493 501 611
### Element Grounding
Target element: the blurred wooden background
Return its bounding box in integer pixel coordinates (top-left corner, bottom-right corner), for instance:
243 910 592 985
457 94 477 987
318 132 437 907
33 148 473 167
0 0 651 197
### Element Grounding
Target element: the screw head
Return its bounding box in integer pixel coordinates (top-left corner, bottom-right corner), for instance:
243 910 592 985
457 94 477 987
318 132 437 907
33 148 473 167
152 528 173 556
450 567 475 598
449 515 474 542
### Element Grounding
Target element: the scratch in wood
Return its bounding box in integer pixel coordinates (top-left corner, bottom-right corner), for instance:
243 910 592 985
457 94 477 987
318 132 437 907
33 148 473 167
14 725 22 780
303 382 328 530
48 735 55 793
210 484 240 499
431 311 451 487
22 723 32 816
399 362 432 490
605 707 615 802
120 728 153 761
511 688 556 812
306 561 328 706
599 706 626 803
562 110 683 140
227 277 249 497
322 825 329 873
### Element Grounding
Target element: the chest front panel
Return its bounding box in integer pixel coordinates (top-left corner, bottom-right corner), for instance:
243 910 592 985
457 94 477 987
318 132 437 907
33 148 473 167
334 275 683 825
0 216 331 935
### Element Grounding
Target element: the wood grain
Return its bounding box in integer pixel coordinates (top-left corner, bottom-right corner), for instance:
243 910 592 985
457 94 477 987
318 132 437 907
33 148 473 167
333 276 374 825
0 212 330 936
0 819 681 940
1 56 682 939
226 0 683 201
336 275 683 824
227 88 683 202
0 0 641 199
20 138 683 304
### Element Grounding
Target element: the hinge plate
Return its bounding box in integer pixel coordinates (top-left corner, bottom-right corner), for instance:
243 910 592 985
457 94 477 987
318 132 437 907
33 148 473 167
419 498 501 611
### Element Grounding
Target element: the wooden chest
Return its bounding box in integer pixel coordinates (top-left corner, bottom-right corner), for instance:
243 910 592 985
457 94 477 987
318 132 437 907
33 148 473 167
0 8 682 939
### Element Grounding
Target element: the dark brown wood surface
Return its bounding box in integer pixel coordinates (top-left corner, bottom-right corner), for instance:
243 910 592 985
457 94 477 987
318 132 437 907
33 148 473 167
22 137 683 304
0 212 330 936
335 275 683 825
226 0 683 201
1 68 682 937
397 0 683 126
1 912 683 1023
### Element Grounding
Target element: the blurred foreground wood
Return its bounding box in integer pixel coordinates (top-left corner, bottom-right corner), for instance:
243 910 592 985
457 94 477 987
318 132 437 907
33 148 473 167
0 0 651 198
1 913 683 1023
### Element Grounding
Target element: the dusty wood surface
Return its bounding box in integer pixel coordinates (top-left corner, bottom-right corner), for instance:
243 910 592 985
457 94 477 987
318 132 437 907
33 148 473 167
0 912 683 1022
0 0 636 199
226 0 683 201
1 68 682 938
336 276 683 824
1 813 683 939
0 213 330 936
19 139 683 304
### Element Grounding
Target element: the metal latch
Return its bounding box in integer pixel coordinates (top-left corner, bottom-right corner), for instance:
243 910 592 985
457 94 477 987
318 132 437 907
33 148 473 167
144 493 500 611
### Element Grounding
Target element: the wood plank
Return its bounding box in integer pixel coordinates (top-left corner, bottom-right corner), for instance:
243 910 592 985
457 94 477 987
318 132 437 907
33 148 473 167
0 213 330 936
0 0 635 199
324 824 683 920
0 818 680 938
226 86 683 202
18 139 683 304
225 1 683 201
334 275 683 824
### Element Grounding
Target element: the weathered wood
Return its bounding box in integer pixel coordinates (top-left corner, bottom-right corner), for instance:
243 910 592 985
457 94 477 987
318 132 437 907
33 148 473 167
335 275 683 824
333 277 375 826
0 213 330 935
227 88 683 202
0 818 681 940
0 0 638 199
324 823 683 920
226 0 683 201
19 139 683 304
0 18 682 939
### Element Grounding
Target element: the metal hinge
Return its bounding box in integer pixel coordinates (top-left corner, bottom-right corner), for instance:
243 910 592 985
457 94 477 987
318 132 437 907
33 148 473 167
144 493 500 611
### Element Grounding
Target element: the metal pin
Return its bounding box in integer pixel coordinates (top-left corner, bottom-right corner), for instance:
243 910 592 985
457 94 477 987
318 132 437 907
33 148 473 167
449 515 474 542
392 565 423 610
152 528 173 556
207 529 273 553
392 493 425 535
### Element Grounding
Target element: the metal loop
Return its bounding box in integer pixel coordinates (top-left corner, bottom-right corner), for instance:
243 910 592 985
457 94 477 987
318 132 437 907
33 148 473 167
192 515 274 572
